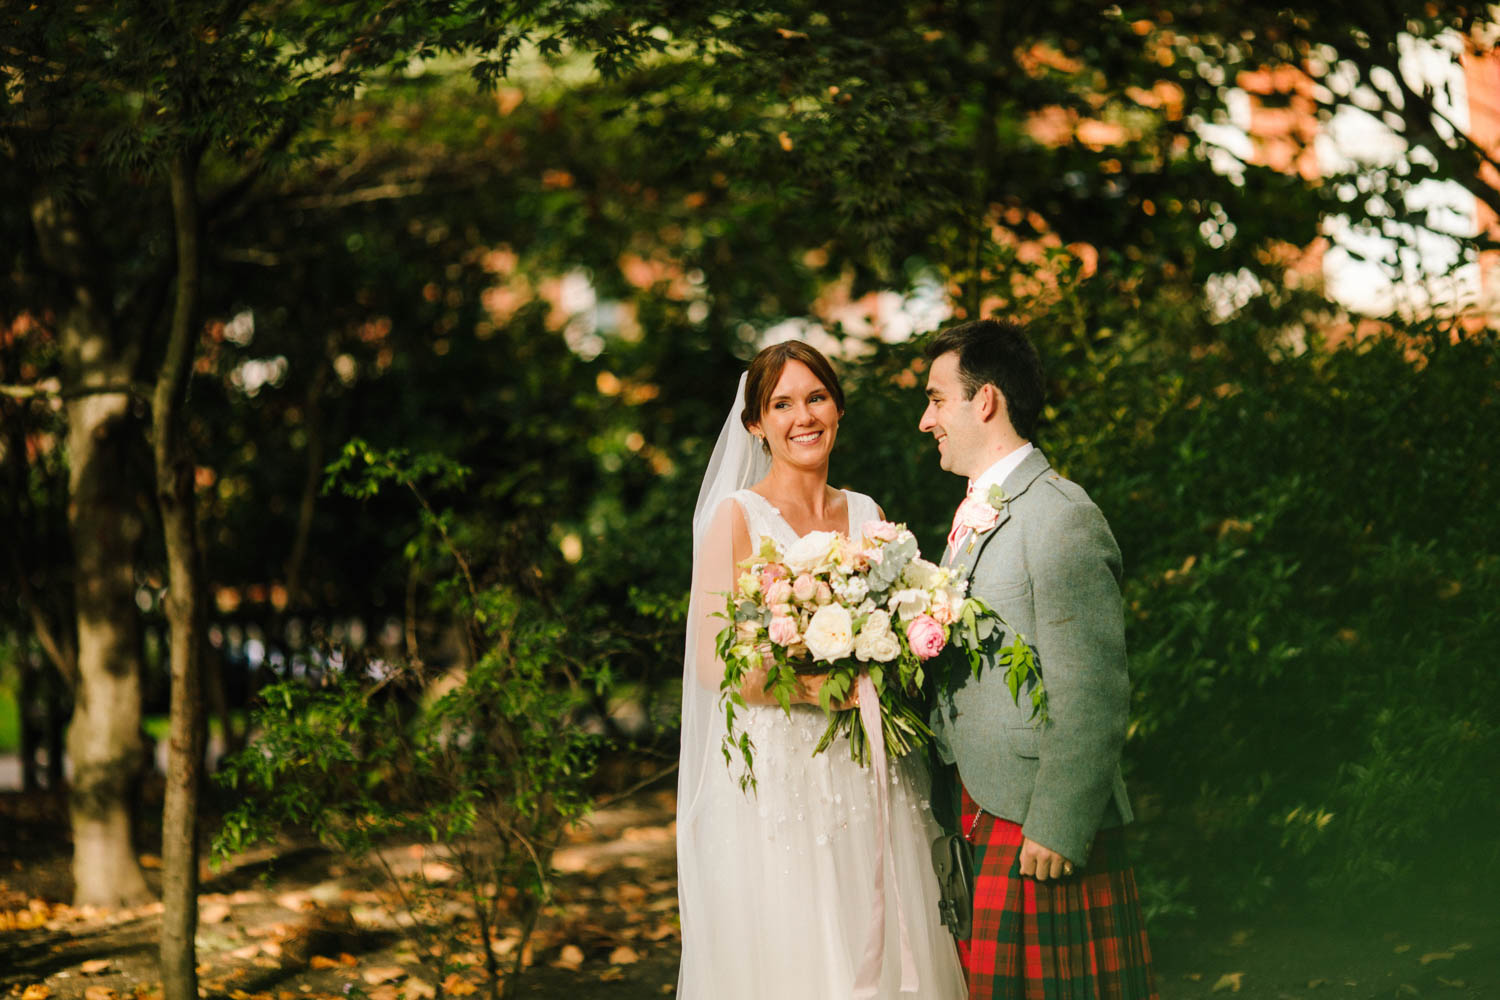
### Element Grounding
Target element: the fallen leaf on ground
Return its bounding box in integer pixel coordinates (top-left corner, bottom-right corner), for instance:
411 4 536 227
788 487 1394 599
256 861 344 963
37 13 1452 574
404 978 436 999
1394 943 1412 954
22 987 52 1000
274 892 308 912
609 946 640 965
622 826 673 843
553 944 585 970
338 954 357 967
138 854 162 869
1450 942 1473 952
200 903 231 924
80 960 113 975
440 974 477 997
362 967 405 986
367 988 398 1000
1437 977 1467 989
308 955 342 970
1420 952 1455 964
229 944 260 960
1211 972 1244 993
599 968 625 982
83 988 116 1000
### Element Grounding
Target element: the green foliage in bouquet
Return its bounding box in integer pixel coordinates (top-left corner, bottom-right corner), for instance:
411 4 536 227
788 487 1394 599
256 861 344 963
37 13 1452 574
713 523 1043 792
950 600 1048 725
715 589 934 793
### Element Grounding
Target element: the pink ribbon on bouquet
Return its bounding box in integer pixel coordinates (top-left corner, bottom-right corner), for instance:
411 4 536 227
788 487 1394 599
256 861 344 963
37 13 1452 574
851 672 918 998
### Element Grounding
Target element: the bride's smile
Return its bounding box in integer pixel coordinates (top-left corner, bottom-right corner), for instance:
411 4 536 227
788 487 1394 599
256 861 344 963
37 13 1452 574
748 358 841 467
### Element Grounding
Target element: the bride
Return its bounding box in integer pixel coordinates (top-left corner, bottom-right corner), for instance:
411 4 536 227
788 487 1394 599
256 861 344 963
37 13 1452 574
676 341 966 999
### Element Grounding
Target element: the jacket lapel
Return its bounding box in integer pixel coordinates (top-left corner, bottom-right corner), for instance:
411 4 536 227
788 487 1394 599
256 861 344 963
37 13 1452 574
945 450 1052 583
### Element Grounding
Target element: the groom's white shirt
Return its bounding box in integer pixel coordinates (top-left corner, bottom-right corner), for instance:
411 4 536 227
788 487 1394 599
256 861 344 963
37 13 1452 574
948 442 1034 555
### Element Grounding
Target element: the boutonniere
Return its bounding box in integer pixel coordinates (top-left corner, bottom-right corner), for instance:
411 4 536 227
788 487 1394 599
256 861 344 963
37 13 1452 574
957 486 1011 550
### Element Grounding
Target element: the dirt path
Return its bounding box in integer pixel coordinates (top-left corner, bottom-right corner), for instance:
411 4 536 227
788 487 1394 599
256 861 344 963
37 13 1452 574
2 787 1494 999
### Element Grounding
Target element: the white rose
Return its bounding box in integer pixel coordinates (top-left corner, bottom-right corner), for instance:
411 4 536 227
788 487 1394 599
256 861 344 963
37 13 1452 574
902 557 945 591
784 530 841 575
856 598 878 617
854 609 901 663
887 587 931 621
803 603 855 662
861 608 894 638
855 630 900 662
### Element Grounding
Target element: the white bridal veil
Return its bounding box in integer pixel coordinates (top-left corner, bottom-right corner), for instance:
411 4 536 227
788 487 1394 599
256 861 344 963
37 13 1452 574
678 372 768 829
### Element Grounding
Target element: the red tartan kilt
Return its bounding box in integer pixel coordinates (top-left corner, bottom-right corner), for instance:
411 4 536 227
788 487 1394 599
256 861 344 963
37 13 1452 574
959 785 1158 1000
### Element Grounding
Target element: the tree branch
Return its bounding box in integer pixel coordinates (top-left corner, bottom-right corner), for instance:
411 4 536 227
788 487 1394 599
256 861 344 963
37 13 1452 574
0 381 150 402
280 179 431 211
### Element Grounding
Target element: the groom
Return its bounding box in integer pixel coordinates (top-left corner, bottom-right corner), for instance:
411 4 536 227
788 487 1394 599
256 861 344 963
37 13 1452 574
921 319 1157 1000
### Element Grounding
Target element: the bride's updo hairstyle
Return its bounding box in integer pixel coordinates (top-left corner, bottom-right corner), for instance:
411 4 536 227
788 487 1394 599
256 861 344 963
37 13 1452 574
740 341 845 449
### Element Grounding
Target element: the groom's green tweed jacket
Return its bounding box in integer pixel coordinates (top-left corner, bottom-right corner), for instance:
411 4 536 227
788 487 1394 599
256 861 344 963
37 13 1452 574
932 448 1133 865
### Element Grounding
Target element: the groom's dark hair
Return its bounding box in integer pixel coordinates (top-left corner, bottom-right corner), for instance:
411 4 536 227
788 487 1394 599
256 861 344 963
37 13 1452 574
924 319 1044 440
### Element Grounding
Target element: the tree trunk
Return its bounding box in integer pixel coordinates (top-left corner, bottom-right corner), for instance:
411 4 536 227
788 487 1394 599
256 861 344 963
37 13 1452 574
157 147 205 1000
63 384 152 907
38 182 154 908
20 650 40 792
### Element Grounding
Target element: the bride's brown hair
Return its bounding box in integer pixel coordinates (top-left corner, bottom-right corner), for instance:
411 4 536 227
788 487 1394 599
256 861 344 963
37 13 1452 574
740 341 845 443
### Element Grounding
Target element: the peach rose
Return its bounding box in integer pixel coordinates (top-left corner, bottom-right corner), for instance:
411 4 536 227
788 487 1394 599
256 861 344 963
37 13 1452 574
792 573 818 603
768 615 800 647
764 579 793 606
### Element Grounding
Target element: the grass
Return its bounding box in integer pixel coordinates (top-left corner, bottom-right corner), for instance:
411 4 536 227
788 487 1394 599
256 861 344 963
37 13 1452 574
0 684 17 755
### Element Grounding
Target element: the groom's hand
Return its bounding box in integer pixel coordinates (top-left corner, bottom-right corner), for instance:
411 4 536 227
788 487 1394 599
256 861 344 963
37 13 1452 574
1018 837 1075 881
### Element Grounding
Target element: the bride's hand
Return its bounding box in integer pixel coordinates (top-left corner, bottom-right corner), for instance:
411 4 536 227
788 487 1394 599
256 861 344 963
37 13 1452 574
797 672 860 711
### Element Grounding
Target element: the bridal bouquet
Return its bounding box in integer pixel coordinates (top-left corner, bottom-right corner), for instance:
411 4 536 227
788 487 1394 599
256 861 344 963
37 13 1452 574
714 519 1039 789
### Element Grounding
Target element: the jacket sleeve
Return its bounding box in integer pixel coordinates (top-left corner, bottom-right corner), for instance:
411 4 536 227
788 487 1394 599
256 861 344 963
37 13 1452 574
1020 500 1129 863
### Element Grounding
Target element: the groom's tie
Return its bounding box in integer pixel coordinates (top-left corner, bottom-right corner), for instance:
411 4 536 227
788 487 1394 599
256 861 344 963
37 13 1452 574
945 482 974 553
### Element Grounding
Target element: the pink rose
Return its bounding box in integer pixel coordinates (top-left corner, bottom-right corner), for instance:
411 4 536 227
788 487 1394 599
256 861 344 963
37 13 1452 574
770 602 794 619
764 579 793 605
956 496 1001 534
814 581 833 605
792 573 817 602
760 563 790 592
929 598 957 626
905 614 947 660
862 520 899 543
768 615 800 646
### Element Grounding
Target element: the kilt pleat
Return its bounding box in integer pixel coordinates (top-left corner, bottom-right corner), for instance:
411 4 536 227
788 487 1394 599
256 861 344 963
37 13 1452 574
959 786 1158 1000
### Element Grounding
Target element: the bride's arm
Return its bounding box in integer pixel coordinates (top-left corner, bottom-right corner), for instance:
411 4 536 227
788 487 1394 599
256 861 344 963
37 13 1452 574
691 499 828 707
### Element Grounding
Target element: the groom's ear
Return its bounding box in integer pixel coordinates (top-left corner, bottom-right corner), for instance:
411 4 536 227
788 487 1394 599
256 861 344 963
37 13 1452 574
976 383 1004 423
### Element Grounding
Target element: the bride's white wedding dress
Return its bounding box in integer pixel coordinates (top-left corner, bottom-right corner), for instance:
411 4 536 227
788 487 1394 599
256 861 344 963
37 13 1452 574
675 487 967 999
